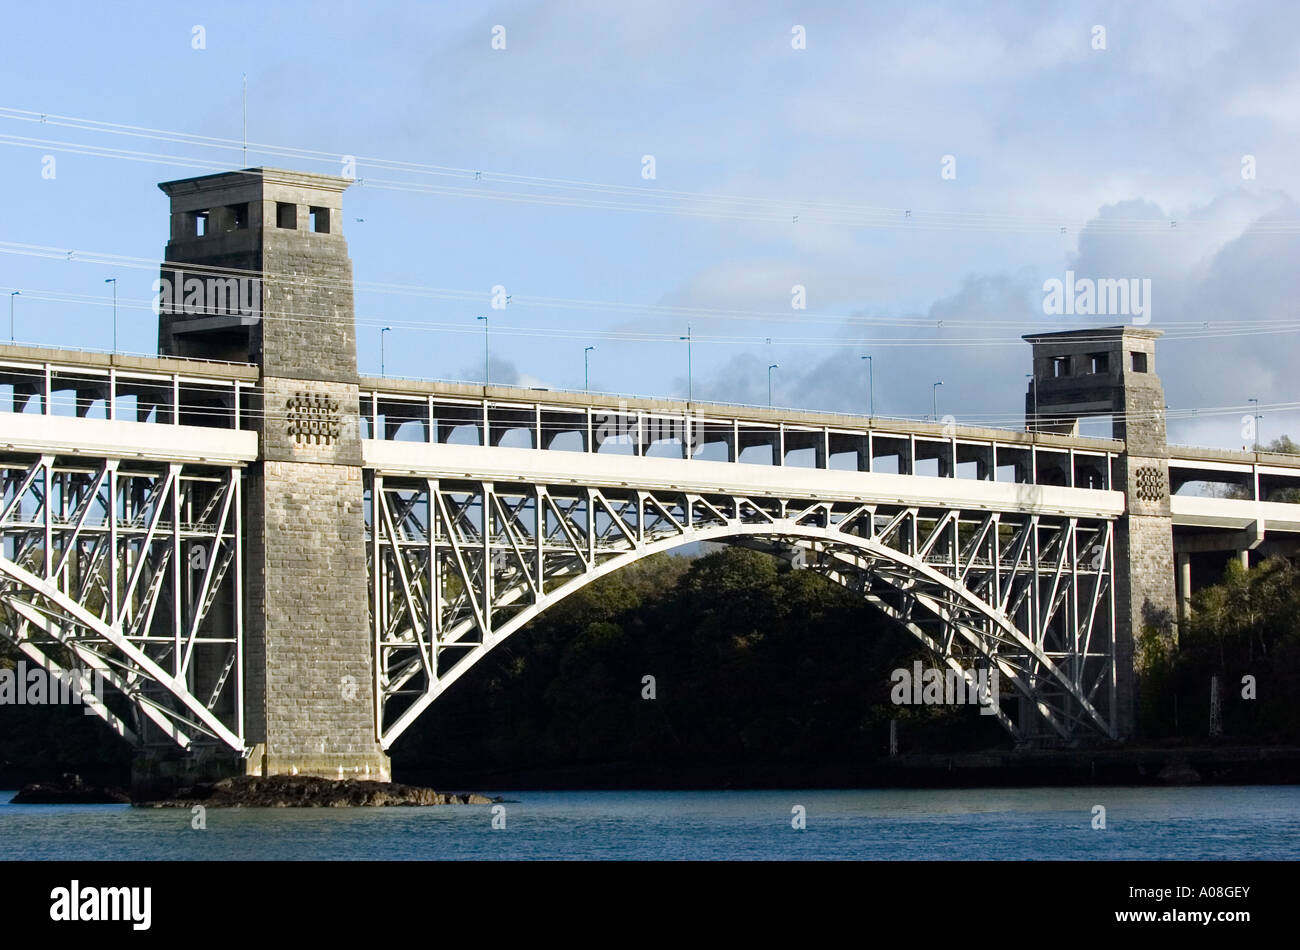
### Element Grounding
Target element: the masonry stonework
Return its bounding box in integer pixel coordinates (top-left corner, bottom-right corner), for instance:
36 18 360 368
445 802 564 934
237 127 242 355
158 168 389 781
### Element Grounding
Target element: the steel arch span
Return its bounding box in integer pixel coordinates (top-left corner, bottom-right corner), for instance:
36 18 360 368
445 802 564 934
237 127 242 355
368 476 1118 749
0 453 247 754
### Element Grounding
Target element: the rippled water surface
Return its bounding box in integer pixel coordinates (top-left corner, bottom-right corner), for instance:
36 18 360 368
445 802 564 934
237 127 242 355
2 786 1297 860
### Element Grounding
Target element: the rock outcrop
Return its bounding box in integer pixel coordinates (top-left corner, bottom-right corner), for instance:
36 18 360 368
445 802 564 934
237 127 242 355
10 773 131 804
134 774 501 807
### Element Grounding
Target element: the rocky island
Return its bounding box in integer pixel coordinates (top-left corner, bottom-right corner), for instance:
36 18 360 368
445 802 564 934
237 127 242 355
137 775 502 807
10 773 501 807
10 773 130 804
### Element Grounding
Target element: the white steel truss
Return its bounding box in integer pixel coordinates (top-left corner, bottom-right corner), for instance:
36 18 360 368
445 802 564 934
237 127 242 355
0 453 245 752
0 455 1118 758
368 476 1118 749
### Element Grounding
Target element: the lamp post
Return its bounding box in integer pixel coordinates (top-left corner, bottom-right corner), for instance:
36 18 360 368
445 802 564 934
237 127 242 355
861 354 873 417
104 278 117 353
8 291 18 343
932 380 943 422
1026 373 1038 433
381 326 392 376
1248 397 1260 452
584 345 595 392
477 315 489 386
680 325 693 402
767 363 778 408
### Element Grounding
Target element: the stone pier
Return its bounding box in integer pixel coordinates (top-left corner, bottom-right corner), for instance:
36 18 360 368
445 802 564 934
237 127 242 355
156 168 389 782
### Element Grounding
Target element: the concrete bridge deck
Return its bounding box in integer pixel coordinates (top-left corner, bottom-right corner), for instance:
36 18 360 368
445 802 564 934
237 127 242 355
3 343 1297 532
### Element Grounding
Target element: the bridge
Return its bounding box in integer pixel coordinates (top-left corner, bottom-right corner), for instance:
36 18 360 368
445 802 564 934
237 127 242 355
1 168 1297 784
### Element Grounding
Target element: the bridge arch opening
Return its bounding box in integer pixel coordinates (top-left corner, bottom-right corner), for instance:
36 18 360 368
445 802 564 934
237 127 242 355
389 544 1009 780
369 478 1118 751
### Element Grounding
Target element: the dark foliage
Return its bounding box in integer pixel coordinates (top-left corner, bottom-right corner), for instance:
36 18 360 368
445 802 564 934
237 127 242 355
393 546 1006 774
1139 555 1300 742
0 640 133 786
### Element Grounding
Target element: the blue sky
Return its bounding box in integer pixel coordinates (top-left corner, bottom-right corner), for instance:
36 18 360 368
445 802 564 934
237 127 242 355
2 0 1299 448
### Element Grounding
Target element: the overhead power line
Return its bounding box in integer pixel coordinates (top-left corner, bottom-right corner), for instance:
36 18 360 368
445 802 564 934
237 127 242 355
3 243 1300 347
3 107 1299 234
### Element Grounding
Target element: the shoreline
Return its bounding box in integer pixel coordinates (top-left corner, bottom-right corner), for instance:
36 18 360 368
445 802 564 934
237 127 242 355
5 745 1299 800
397 744 1300 791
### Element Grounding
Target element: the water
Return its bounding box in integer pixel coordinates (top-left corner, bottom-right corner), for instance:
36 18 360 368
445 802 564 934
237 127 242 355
2 786 1297 860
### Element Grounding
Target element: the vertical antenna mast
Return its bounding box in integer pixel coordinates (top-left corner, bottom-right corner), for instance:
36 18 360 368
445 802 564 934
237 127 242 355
242 73 248 166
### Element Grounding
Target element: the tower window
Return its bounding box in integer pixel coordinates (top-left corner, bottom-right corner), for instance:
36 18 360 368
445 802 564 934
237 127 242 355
227 203 249 230
1089 352 1109 374
309 206 330 234
1130 351 1149 373
276 202 297 229
1051 356 1070 378
194 210 209 237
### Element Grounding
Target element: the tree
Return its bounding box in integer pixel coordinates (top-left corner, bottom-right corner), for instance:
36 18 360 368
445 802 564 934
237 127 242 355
392 545 1009 779
1210 435 1300 502
1139 555 1300 741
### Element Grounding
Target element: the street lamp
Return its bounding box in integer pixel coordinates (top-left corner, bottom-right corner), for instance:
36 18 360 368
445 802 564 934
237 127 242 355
931 380 943 422
8 291 18 343
1248 397 1260 452
381 326 392 376
1026 373 1038 433
104 278 117 353
477 315 489 386
767 363 779 408
584 345 595 392
680 325 693 402
861 354 873 418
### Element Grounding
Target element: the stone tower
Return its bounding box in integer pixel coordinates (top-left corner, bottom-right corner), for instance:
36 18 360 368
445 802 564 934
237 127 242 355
158 168 390 780
1022 326 1175 740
